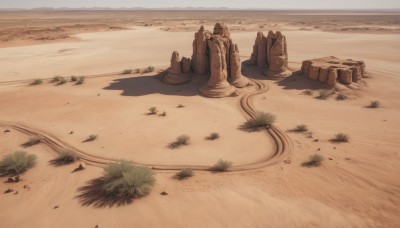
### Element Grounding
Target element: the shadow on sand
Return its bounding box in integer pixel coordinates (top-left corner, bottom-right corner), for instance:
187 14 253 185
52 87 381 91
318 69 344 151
76 177 134 208
103 73 204 97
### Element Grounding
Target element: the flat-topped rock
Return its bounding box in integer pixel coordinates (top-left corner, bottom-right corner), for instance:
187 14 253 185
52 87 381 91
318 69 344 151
300 56 366 86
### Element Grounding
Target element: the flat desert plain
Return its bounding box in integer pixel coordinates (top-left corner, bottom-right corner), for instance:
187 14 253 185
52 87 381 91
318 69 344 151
0 10 399 228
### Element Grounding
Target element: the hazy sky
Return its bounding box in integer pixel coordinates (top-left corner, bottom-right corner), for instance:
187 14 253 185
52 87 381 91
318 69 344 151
0 0 399 9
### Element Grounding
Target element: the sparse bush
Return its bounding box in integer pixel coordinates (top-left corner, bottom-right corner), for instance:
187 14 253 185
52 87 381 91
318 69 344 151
303 90 313 96
71 76 78 81
317 90 331 100
336 93 348 100
51 76 62 83
31 79 43 85
212 159 232 172
175 168 194 180
22 137 41 147
135 68 141 73
148 107 158 115
333 133 349 142
51 150 77 165
160 111 167 117
76 76 85 85
0 151 37 176
102 161 155 198
294 124 308 132
143 66 155 73
85 134 97 142
177 104 185 108
122 69 132 74
368 100 380 108
58 77 67 85
206 132 220 140
302 154 324 167
244 112 276 129
169 135 190 149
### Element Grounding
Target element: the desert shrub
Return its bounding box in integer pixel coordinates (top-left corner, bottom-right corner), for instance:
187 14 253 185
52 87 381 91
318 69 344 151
294 124 308 132
22 137 41 147
336 93 348 100
169 135 190 149
206 132 220 140
85 134 97 142
303 90 313 96
212 159 232 172
122 69 132 74
175 168 194 180
143 66 155 73
369 100 380 108
177 104 185 108
102 161 155 198
51 76 61 83
148 107 158 115
31 79 43 85
333 133 350 142
0 151 37 176
302 154 324 167
71 76 78 81
160 111 167 117
135 68 141 73
58 77 67 85
317 90 330 100
51 150 77 165
76 76 85 85
245 112 276 129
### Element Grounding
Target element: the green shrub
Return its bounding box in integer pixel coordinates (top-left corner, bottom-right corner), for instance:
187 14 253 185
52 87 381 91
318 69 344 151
143 66 155 73
122 69 132 74
102 161 155 198
206 132 220 140
175 168 194 180
294 124 308 132
0 151 37 176
333 133 349 142
302 154 324 167
51 76 62 83
245 112 276 128
22 137 41 147
76 76 85 85
31 79 43 85
148 107 158 115
71 76 78 82
317 90 331 100
369 100 380 108
51 150 77 165
212 159 232 172
336 93 348 100
169 135 190 149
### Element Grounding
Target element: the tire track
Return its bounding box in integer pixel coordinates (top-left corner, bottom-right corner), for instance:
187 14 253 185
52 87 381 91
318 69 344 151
0 78 292 172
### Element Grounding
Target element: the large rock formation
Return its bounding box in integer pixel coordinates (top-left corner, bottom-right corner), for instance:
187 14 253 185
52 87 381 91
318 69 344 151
163 51 191 85
250 31 292 77
164 23 249 98
300 56 366 86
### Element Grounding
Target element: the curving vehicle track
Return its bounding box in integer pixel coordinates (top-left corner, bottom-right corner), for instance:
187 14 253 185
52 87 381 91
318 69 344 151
0 76 292 172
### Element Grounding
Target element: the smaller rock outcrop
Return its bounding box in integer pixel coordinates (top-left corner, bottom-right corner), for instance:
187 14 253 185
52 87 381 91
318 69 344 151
163 51 191 85
300 56 366 86
250 31 292 77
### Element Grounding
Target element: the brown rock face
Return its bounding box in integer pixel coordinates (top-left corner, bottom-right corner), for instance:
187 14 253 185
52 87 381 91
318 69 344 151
163 51 191 85
300 56 366 86
164 23 250 98
199 37 235 97
249 31 292 77
229 43 249 88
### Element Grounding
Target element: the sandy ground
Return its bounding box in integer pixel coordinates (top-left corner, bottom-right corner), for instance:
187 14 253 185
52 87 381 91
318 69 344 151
0 12 400 228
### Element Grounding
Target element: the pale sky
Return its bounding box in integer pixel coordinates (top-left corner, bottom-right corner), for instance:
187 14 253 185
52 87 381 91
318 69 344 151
0 0 399 9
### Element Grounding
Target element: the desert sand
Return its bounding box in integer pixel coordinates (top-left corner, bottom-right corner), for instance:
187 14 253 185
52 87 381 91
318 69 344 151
0 10 400 228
